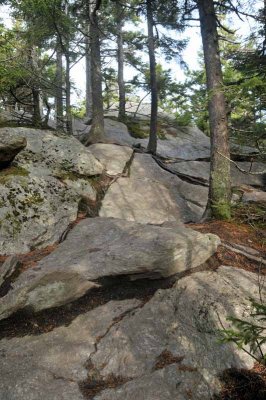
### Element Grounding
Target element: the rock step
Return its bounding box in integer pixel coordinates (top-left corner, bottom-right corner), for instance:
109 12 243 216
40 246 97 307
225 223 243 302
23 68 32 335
0 217 220 321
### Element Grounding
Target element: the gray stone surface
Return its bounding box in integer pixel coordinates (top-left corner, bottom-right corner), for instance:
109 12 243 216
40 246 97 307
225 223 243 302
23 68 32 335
100 177 189 224
63 177 97 202
0 299 140 400
13 127 103 176
169 160 266 187
91 266 262 399
0 128 27 167
138 126 211 160
130 153 208 218
0 217 219 320
81 118 136 146
100 153 208 223
89 143 133 176
0 128 104 255
242 188 266 203
0 168 79 255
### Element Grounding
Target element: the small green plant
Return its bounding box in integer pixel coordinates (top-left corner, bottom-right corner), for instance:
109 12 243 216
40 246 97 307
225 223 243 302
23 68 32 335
220 299 266 365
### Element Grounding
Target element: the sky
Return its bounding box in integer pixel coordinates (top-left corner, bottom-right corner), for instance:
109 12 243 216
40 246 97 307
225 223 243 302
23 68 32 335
0 2 261 106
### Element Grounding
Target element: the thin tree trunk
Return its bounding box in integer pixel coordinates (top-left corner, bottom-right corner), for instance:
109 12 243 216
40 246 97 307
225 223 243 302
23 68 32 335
88 2 105 144
146 0 157 154
65 51 73 135
85 2 93 120
29 47 42 127
116 3 126 121
198 0 231 220
32 87 42 127
55 44 64 130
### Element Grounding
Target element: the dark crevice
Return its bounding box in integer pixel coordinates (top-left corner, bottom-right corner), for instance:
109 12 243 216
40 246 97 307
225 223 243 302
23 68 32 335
0 255 220 341
0 275 174 340
152 155 209 187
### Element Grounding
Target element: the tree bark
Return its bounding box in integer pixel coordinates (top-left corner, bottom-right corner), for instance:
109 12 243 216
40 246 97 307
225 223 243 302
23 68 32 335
198 0 231 220
116 3 126 121
65 51 73 135
88 1 105 143
55 44 64 130
29 47 42 127
146 0 157 154
85 2 93 120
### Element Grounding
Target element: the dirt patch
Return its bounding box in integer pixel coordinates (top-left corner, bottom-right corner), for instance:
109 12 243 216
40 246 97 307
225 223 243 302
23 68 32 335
191 221 265 252
214 364 266 400
153 350 184 371
79 360 131 399
191 221 265 275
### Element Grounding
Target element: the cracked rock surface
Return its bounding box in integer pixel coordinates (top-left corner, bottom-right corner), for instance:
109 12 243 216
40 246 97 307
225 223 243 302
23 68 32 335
0 266 262 400
0 299 140 400
0 217 220 321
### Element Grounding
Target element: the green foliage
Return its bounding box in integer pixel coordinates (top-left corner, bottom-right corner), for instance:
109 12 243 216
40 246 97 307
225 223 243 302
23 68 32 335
220 299 266 365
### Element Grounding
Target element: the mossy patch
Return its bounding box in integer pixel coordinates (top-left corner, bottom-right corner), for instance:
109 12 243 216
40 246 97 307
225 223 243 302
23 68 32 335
0 166 29 185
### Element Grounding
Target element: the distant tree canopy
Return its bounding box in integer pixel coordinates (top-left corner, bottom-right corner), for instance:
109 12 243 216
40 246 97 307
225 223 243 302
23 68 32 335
0 0 265 219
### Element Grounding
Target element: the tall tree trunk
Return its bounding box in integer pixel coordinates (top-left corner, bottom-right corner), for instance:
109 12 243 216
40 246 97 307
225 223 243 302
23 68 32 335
198 0 231 220
65 51 73 135
116 3 126 121
88 2 105 144
55 44 64 130
85 2 93 120
32 87 42 127
29 47 42 127
146 0 157 154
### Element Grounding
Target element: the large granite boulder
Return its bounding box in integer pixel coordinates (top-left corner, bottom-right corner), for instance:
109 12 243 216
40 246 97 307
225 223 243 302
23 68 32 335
12 127 103 176
89 143 133 176
0 167 79 254
131 153 208 218
80 118 136 147
100 153 208 223
0 128 27 168
90 266 262 399
0 128 104 255
0 217 220 321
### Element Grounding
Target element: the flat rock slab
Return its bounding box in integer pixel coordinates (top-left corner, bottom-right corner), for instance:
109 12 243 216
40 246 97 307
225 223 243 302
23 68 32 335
0 267 260 400
137 126 211 160
89 143 133 176
91 266 262 399
0 299 140 400
131 154 208 217
170 161 266 187
0 129 27 167
0 217 220 320
100 153 208 223
100 176 188 224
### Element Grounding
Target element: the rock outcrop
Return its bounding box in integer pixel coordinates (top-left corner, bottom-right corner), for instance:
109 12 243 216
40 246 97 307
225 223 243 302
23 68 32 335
0 217 220 321
0 266 263 399
0 128 103 255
